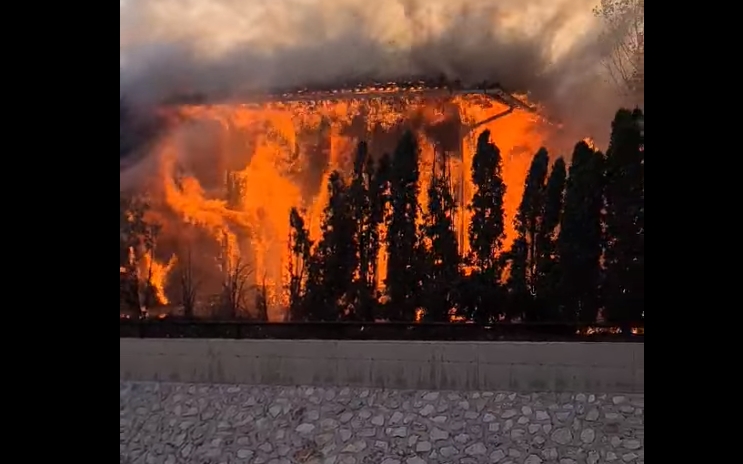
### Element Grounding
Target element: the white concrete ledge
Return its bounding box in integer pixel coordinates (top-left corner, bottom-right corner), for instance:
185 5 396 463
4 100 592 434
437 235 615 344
120 339 643 393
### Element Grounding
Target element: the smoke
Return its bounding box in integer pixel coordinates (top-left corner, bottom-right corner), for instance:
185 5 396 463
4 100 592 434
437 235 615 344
120 0 625 139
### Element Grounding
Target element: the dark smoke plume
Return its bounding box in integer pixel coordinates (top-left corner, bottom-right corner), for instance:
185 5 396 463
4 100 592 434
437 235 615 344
120 0 625 148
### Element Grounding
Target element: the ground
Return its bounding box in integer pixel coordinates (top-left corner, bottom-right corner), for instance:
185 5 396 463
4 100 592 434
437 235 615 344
120 382 644 464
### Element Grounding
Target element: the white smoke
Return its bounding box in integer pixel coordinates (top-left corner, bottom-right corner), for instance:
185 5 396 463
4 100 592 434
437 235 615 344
120 0 625 142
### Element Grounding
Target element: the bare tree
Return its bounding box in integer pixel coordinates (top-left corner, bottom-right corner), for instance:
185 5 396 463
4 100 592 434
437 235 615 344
120 195 161 317
594 0 644 101
221 257 253 319
179 248 200 318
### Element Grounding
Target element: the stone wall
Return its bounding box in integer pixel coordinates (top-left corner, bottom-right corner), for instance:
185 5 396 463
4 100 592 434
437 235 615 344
120 339 643 393
120 381 644 464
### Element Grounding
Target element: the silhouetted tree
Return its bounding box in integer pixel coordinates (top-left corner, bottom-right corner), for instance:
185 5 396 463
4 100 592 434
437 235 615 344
603 108 644 327
507 236 530 318
422 154 460 321
305 171 357 320
385 131 423 321
219 257 253 319
368 152 392 312
508 148 550 320
119 195 161 317
557 141 605 323
287 207 313 321
178 247 200 318
348 142 376 320
254 277 269 322
534 157 567 319
466 130 507 322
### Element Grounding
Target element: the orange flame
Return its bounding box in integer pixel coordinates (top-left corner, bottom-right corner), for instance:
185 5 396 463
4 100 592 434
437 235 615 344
139 254 177 306
141 90 552 319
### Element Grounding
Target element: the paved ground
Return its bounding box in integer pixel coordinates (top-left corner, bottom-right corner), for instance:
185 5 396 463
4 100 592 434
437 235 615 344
120 382 644 464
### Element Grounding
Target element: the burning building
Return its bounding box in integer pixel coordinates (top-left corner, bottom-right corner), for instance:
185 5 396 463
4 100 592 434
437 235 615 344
120 79 566 320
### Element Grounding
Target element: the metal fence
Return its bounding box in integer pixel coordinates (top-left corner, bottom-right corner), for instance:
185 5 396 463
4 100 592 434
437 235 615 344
120 319 644 342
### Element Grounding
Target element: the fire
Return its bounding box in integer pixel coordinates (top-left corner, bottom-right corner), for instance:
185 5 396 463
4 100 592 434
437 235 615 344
139 88 552 320
139 253 177 306
582 137 597 151
415 308 469 323
577 326 644 336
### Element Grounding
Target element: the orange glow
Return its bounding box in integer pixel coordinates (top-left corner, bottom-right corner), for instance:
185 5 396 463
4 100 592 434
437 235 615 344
582 136 597 151
136 89 554 320
139 253 177 306
577 326 644 335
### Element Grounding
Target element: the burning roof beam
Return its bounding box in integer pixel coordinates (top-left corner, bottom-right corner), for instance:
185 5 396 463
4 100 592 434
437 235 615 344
165 81 537 111
256 83 538 113
160 80 556 130
467 107 514 132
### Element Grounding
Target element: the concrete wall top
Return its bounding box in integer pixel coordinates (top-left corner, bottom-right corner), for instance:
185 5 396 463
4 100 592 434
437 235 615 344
120 338 643 393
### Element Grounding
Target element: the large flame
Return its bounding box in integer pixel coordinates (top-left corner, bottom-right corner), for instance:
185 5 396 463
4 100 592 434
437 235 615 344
139 91 552 320
138 253 177 306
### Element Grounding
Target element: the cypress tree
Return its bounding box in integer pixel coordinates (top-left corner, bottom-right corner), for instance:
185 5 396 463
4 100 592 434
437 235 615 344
422 155 460 322
304 171 356 320
385 131 422 321
466 130 507 322
508 148 549 320
603 108 645 327
534 157 567 319
557 142 605 323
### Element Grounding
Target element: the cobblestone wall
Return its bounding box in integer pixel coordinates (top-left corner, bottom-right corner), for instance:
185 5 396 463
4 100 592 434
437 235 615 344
120 382 644 464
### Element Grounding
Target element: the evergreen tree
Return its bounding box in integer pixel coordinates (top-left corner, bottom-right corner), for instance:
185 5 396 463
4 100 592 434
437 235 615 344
422 155 460 322
347 141 376 320
508 148 549 320
507 236 529 311
368 152 392 309
287 207 313 320
603 108 644 326
304 171 356 320
534 157 567 319
466 130 507 322
385 131 422 321
557 141 605 323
